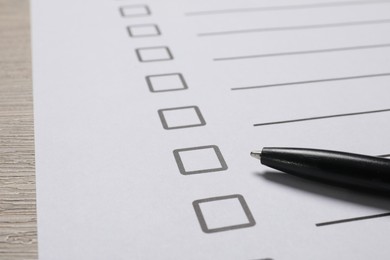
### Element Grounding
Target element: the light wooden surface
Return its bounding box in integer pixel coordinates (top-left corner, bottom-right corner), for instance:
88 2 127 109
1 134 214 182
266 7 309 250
0 0 38 259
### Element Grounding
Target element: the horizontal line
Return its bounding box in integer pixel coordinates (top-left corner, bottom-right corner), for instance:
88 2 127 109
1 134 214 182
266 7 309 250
316 212 390 226
185 0 390 16
253 108 390 127
215 43 390 61
379 154 390 158
199 19 390 37
231 73 390 91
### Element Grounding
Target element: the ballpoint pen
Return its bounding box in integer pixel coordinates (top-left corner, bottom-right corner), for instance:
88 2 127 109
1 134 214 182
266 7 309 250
251 147 390 194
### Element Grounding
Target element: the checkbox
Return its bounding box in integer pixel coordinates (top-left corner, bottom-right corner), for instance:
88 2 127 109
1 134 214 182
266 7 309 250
173 145 227 175
146 73 188 93
193 194 256 233
158 106 205 130
127 24 161 38
136 46 173 62
120 5 151 17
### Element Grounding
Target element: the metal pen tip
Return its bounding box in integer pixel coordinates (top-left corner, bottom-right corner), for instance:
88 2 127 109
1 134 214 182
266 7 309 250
250 150 262 160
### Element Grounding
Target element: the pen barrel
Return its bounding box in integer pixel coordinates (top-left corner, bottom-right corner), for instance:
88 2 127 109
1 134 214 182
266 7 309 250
261 148 390 194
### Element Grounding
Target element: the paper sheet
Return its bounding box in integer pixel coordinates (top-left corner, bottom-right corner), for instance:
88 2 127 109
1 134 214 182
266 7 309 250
32 0 390 259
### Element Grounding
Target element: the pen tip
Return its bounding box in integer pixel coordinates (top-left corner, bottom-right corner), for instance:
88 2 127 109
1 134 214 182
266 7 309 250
250 150 262 160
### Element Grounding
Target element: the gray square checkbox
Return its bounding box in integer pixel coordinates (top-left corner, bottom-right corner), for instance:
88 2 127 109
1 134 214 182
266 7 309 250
120 5 151 17
173 145 227 175
193 194 256 233
136 46 173 62
146 73 188 93
158 106 205 130
127 24 161 38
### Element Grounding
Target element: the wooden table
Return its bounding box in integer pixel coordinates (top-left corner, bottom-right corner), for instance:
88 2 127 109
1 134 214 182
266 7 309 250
0 0 38 259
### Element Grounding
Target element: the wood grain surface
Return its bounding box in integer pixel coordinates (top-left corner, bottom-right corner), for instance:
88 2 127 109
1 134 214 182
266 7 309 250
0 0 38 259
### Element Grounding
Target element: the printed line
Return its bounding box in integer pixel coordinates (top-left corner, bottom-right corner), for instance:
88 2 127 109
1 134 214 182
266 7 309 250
199 19 390 37
214 43 390 61
253 108 390 127
231 73 390 91
185 0 390 16
316 212 390 226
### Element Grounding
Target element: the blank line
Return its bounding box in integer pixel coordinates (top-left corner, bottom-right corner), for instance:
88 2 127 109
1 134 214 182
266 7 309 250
185 0 390 16
316 212 390 226
253 108 390 127
215 43 390 61
231 73 390 91
199 19 390 37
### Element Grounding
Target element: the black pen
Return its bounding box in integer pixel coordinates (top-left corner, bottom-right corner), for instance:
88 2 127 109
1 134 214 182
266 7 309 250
251 147 390 194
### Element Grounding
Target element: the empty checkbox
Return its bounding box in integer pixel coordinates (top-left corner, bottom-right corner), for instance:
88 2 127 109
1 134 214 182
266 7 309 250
193 194 256 233
158 106 205 130
127 24 161 38
120 5 151 17
173 145 227 175
146 73 187 92
136 46 173 62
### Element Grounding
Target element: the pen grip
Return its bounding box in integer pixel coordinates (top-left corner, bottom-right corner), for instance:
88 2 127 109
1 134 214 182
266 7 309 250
261 147 390 193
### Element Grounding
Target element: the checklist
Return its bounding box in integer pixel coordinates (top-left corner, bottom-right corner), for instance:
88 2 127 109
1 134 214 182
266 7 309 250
32 0 390 259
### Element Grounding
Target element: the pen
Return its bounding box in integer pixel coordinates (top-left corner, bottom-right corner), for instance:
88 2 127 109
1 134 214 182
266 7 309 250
250 147 390 194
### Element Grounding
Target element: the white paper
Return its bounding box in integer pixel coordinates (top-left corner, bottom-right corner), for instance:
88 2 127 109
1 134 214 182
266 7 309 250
32 0 390 259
